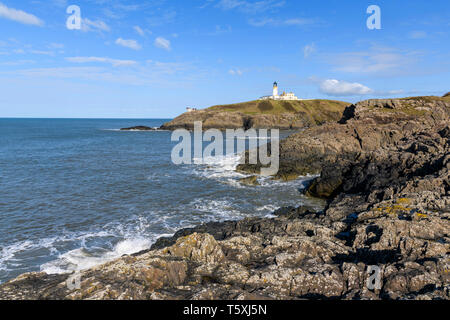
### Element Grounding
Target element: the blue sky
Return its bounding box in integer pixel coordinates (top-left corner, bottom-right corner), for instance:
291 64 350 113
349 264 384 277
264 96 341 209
0 0 449 118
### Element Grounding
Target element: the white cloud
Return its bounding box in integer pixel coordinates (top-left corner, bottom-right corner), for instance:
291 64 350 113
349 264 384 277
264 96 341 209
0 2 43 26
248 17 316 27
81 18 110 32
147 10 177 26
30 50 54 56
154 37 171 51
229 68 243 76
216 0 285 14
134 26 145 36
408 31 427 39
52 0 68 8
325 46 419 75
0 59 34 66
303 43 316 58
3 60 201 87
48 43 64 49
115 38 141 50
319 79 374 96
284 18 315 26
114 4 141 12
247 18 274 27
146 60 190 75
66 56 137 67
202 25 232 36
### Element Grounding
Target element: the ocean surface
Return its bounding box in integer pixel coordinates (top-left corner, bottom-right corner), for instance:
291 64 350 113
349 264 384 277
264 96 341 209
0 118 325 283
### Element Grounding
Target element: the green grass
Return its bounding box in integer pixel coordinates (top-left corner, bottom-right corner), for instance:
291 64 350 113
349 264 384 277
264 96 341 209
366 95 450 116
400 95 450 103
367 106 428 116
199 95 449 122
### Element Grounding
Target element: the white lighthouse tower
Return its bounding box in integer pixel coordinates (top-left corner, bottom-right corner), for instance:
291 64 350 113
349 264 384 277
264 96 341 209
272 81 278 97
259 81 301 101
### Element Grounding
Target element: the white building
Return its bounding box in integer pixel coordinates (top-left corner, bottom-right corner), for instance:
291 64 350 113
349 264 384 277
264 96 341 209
259 82 300 101
186 107 198 112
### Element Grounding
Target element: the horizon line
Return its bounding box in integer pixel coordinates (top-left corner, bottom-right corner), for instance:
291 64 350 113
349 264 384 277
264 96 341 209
0 117 174 120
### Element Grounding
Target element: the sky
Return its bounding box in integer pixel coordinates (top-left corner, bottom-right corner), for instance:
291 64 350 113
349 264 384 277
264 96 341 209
0 0 449 118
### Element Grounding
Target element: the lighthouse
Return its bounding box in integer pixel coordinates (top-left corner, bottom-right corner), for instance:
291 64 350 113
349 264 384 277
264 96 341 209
259 82 301 101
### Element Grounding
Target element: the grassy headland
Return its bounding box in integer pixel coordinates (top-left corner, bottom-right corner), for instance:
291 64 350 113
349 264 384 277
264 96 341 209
161 99 350 130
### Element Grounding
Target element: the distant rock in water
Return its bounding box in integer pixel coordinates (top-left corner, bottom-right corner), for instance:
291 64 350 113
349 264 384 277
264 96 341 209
120 126 157 131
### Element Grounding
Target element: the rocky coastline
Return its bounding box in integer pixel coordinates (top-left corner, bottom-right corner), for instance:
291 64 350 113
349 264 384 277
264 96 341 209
0 95 448 300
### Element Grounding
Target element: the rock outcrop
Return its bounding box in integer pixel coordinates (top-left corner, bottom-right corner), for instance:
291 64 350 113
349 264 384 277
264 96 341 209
237 96 450 180
1 201 448 300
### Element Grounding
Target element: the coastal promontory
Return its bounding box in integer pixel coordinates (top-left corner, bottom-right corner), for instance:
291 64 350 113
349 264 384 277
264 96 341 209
160 99 349 130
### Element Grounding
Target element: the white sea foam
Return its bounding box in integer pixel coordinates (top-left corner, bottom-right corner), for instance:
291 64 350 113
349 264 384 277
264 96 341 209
0 231 108 274
40 237 152 274
0 241 34 271
256 204 279 212
191 153 320 191
36 213 191 276
192 153 247 181
0 215 165 277
258 173 319 187
189 198 247 222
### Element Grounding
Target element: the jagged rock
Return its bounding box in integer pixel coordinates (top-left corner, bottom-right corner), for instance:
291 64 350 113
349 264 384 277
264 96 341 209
160 233 225 265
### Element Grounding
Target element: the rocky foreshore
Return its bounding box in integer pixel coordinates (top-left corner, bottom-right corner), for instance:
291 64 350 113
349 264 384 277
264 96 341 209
0 95 448 300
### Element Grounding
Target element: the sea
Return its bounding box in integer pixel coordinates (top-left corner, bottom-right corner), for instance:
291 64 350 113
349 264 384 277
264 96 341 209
0 118 325 283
